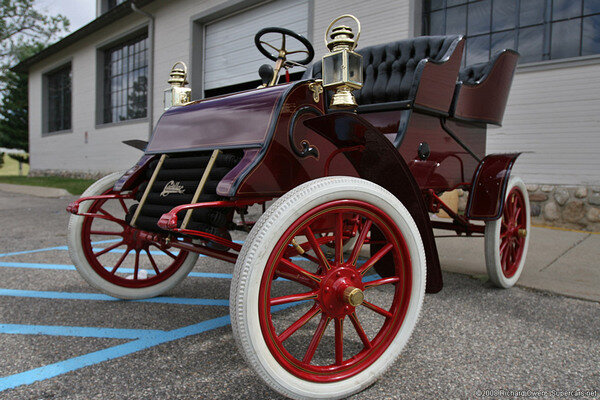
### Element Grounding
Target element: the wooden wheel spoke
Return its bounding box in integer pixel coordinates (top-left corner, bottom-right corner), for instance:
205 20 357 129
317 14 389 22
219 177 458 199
348 219 372 266
362 300 392 318
90 230 123 236
349 312 372 349
278 304 321 342
302 315 330 364
93 241 124 257
364 276 400 289
159 247 177 259
499 237 509 254
118 198 129 214
334 318 344 365
270 290 318 306
110 248 130 274
358 243 393 276
277 258 321 287
145 249 161 274
133 250 140 280
304 226 331 270
335 212 344 265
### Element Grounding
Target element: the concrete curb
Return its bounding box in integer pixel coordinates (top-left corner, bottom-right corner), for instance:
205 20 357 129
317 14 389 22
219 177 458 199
0 183 71 198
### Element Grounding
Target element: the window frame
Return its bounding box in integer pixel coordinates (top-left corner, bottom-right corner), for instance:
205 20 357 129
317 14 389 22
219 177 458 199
422 0 600 66
95 27 149 127
42 61 73 136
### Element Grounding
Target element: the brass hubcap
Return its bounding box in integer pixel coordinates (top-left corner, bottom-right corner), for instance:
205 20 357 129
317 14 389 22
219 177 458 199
343 287 364 307
518 228 527 238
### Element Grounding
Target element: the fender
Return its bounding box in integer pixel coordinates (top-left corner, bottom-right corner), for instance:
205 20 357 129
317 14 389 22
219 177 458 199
466 153 521 220
304 112 443 293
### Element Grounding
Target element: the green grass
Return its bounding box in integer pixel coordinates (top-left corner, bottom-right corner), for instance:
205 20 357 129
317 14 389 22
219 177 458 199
0 153 30 176
0 176 96 195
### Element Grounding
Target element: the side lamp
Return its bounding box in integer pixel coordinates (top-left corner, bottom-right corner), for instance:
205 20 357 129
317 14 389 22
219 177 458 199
321 15 363 109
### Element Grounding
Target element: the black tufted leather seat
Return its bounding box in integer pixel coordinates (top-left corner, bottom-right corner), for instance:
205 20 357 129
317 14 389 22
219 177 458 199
458 60 494 85
303 35 462 106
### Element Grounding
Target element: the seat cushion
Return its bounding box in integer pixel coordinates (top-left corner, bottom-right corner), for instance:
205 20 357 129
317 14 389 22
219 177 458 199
304 35 460 105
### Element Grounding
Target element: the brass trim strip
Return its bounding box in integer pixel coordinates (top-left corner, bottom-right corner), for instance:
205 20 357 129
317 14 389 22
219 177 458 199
131 153 167 227
180 149 221 230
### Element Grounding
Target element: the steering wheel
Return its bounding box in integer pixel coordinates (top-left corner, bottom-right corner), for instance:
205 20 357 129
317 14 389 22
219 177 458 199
254 27 315 66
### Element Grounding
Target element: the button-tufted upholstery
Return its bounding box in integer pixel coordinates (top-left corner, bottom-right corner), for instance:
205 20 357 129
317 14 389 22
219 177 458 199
303 35 461 106
458 61 491 85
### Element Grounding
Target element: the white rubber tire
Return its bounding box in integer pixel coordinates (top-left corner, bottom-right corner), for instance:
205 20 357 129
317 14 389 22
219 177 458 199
67 172 199 299
484 176 530 288
229 177 426 399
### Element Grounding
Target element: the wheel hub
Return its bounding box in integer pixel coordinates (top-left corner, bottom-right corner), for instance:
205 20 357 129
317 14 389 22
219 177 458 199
319 266 364 318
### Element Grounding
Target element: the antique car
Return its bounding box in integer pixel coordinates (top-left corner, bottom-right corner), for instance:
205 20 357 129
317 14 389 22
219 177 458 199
66 15 529 399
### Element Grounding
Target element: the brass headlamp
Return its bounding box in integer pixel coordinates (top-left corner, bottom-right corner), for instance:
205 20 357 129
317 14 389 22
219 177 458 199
322 15 363 109
163 61 191 110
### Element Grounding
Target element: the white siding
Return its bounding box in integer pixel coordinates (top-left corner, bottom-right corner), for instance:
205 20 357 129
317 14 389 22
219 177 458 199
312 0 412 57
489 63 600 186
28 13 150 174
204 0 308 90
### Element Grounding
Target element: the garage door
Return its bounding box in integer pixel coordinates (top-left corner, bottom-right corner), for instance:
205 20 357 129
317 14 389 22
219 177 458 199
204 0 309 92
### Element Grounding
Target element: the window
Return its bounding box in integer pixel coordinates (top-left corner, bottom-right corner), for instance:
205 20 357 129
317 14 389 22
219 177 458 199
46 64 72 133
107 0 126 10
422 0 600 65
102 33 148 124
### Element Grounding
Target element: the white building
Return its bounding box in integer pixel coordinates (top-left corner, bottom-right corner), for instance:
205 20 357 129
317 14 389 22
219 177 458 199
14 0 600 228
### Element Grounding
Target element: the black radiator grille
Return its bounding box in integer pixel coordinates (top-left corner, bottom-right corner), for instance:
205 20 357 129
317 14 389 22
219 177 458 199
125 150 242 235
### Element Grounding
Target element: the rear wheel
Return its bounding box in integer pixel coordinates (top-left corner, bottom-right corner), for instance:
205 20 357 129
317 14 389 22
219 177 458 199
68 172 199 299
484 176 530 288
230 177 426 399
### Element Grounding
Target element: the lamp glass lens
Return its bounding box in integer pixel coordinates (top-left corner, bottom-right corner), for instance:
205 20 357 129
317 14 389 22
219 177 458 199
348 52 363 87
164 88 173 110
322 52 344 87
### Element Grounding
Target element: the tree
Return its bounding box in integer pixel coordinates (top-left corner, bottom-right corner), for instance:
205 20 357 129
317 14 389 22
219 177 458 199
0 0 69 94
0 44 42 152
0 1 69 152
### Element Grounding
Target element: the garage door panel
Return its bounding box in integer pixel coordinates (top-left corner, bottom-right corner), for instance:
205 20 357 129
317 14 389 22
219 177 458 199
204 0 309 91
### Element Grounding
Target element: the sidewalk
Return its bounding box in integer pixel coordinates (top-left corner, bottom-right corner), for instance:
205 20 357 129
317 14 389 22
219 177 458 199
435 226 600 302
0 183 70 198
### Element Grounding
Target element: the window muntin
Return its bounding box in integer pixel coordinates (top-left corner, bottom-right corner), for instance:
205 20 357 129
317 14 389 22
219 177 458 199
103 34 148 124
423 0 600 65
46 64 72 133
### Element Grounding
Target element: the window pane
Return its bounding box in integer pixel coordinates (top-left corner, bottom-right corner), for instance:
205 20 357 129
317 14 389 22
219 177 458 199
103 34 148 123
46 65 71 132
551 19 581 58
553 0 582 20
518 25 544 62
491 30 516 54
429 10 446 34
582 14 600 55
585 0 600 14
446 4 467 34
447 0 467 6
466 35 490 64
428 0 445 11
519 0 546 26
468 0 491 35
493 0 517 30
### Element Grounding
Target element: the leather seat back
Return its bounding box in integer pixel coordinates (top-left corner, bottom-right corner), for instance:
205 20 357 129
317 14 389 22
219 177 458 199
303 35 461 105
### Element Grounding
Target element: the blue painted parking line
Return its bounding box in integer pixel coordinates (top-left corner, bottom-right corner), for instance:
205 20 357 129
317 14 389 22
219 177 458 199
0 239 120 258
0 262 233 279
0 289 229 306
0 324 165 339
0 314 232 391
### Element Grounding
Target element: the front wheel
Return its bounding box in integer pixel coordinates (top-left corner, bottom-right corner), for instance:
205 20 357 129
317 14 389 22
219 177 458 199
67 172 199 299
484 176 531 288
230 177 426 399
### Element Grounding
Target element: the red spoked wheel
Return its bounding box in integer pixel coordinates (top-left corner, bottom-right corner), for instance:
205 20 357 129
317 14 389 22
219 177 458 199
485 176 530 288
68 172 199 299
230 177 426 399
